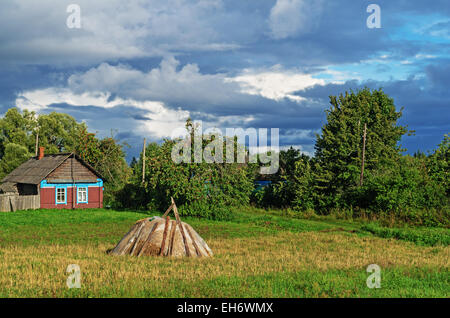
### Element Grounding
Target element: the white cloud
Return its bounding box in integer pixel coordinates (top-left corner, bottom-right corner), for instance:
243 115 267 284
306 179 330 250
64 57 330 113
318 67 362 83
16 88 190 138
14 57 282 138
248 143 313 157
415 54 437 59
268 0 324 39
226 66 325 101
66 57 247 109
15 57 329 145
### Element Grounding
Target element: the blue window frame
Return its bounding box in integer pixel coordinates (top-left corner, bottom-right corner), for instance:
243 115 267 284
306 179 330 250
43 180 103 205
55 186 67 205
77 186 88 204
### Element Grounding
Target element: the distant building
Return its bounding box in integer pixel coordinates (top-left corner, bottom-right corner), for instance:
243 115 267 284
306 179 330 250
254 180 272 192
0 147 104 211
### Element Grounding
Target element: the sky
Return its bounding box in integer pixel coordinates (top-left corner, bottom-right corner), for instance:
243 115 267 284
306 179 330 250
0 0 449 160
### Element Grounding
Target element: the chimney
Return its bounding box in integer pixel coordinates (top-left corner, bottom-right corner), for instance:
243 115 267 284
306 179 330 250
38 147 45 160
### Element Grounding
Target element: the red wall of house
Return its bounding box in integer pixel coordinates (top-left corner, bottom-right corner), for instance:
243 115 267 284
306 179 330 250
40 186 103 209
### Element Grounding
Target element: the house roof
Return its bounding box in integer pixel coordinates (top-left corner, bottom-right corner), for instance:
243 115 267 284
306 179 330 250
0 182 18 193
1 153 103 185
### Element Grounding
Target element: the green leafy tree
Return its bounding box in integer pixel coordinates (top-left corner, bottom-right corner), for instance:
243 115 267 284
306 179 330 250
0 107 130 205
275 147 301 180
0 108 37 158
74 128 131 205
130 157 138 170
313 88 409 211
292 155 315 212
37 112 86 153
0 143 32 180
427 134 449 196
250 147 304 208
0 108 86 158
117 120 253 219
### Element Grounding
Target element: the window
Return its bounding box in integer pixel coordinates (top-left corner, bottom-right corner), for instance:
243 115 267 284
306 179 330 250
56 188 66 204
77 187 87 203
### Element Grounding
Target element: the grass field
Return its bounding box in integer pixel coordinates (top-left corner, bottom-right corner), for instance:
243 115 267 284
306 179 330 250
0 208 448 298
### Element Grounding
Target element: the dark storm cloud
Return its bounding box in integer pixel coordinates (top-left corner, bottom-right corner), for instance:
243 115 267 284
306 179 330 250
426 60 450 91
296 59 450 154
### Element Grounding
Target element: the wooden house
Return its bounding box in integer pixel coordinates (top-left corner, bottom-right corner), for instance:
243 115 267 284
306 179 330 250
0 147 104 212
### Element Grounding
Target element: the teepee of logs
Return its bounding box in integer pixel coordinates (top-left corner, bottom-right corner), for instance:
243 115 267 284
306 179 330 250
109 198 213 257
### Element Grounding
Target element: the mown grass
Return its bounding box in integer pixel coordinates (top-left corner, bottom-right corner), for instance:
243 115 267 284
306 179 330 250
0 208 448 297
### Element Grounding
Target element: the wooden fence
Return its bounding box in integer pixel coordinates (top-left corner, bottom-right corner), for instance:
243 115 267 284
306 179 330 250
0 194 40 212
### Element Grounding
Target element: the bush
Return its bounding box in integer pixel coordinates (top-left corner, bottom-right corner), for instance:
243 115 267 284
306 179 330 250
113 183 148 210
251 181 294 208
116 128 253 220
354 156 448 213
390 208 449 227
178 201 235 221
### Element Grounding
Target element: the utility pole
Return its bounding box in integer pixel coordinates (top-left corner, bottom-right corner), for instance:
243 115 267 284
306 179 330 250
360 123 367 186
35 130 39 157
142 138 146 184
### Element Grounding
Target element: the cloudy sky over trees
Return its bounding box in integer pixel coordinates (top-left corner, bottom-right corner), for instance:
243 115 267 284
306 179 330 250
0 0 449 159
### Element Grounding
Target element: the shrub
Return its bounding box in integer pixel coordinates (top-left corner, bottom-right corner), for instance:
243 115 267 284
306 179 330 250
178 201 235 220
355 156 448 213
117 124 253 220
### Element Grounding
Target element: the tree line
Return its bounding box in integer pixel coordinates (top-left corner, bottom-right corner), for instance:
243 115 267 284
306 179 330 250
1 88 448 225
250 88 449 226
122 89 448 225
0 108 130 203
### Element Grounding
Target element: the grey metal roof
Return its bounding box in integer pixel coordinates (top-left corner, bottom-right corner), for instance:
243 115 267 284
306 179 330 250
1 153 102 185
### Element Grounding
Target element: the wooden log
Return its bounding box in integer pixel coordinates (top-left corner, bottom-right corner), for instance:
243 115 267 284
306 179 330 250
159 216 170 256
137 222 159 257
171 197 191 257
184 223 201 257
162 203 174 218
168 220 177 256
110 222 143 255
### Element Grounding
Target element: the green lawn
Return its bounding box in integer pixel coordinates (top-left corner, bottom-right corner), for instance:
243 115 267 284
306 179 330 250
0 208 448 297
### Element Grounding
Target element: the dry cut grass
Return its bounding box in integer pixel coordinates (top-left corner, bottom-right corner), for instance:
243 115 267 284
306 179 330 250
0 231 448 297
